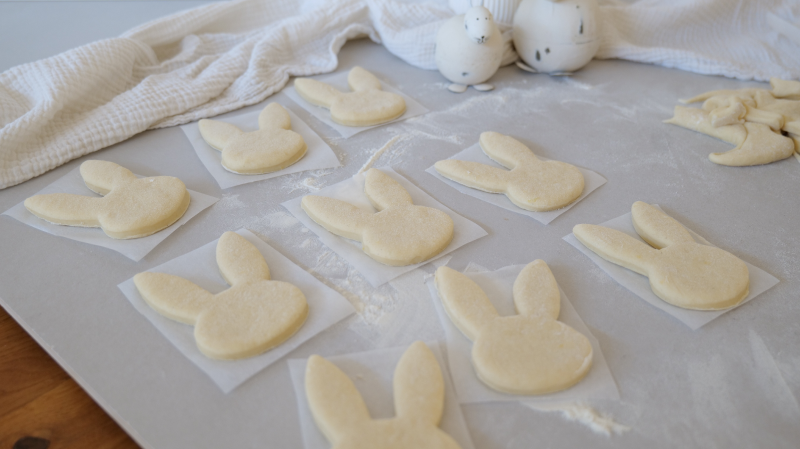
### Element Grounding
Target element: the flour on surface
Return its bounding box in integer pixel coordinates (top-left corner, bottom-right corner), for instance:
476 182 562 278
527 402 630 436
358 135 402 173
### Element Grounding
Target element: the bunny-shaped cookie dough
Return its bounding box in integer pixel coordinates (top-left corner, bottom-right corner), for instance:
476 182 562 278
305 341 462 449
574 201 749 310
134 232 308 359
24 160 190 239
435 261 592 395
301 168 454 266
198 103 307 174
294 67 407 126
435 132 585 211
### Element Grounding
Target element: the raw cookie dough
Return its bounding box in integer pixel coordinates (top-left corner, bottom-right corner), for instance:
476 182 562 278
134 231 308 360
434 131 585 211
573 201 750 310
24 160 190 239
301 168 454 266
294 66 407 127
305 341 462 449
198 103 307 174
666 77 800 166
434 261 593 395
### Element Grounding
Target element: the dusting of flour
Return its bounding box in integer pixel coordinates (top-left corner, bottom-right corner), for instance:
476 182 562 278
527 402 630 436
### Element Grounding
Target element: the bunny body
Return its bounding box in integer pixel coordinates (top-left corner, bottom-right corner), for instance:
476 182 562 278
24 160 190 239
574 201 750 310
305 341 462 449
294 67 406 126
435 261 593 395
435 5 503 93
301 169 454 266
198 103 307 174
435 131 584 211
134 232 308 359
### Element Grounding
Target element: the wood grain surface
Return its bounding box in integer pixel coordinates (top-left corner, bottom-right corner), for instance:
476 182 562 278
0 305 139 449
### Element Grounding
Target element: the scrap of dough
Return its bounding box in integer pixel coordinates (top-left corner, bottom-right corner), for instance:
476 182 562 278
668 80 800 166
294 66 406 127
24 160 190 239
666 106 794 166
133 231 308 359
301 168 454 266
198 103 307 174
434 261 593 395
305 341 462 449
573 201 750 310
434 131 585 212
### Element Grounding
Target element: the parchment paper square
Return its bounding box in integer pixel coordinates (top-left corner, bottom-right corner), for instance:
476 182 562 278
180 101 341 190
282 167 488 287
117 229 355 393
426 263 620 405
283 70 428 138
426 142 606 225
564 205 780 330
2 166 218 261
288 342 475 449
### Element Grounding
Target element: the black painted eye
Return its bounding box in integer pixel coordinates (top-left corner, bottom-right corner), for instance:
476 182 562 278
545 48 550 54
536 50 541 61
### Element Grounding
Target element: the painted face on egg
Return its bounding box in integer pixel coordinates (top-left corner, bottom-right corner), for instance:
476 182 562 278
464 6 495 44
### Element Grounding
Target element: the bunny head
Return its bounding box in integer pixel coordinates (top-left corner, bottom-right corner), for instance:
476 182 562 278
133 231 308 359
24 160 190 239
301 168 454 266
435 261 593 395
294 67 407 127
435 132 585 211
198 103 307 174
574 201 750 310
305 341 462 449
464 2 496 44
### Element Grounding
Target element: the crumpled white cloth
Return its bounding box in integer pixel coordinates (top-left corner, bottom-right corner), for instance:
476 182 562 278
1 0 799 189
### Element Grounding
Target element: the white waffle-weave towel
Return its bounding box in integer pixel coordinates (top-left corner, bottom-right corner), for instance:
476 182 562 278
1 0 799 189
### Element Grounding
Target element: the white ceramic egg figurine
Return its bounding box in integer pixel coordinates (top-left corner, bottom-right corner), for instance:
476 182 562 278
449 0 522 27
513 0 600 74
435 1 504 93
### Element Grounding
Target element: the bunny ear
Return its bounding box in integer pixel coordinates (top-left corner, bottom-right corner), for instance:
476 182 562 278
347 66 382 92
305 355 371 444
770 77 800 100
294 78 341 108
216 232 270 286
665 106 746 145
258 103 291 131
198 119 244 151
679 88 760 104
434 160 510 193
363 168 413 210
512 260 561 320
479 132 537 169
573 224 657 276
133 272 214 325
301 195 372 241
24 193 102 227
393 342 444 425
631 202 694 249
434 266 498 341
80 160 136 195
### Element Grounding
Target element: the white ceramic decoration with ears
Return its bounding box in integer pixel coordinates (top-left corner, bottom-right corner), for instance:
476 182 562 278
449 0 522 26
305 341 463 449
435 0 504 93
513 0 600 75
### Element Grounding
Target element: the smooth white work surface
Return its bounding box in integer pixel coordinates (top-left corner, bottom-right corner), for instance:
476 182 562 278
1 3 800 449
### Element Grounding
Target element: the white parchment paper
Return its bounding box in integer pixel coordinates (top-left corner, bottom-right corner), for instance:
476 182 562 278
563 205 780 330
283 70 429 138
117 229 355 393
180 102 341 190
426 142 607 225
282 167 488 287
288 342 475 449
425 263 620 405
2 166 218 261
